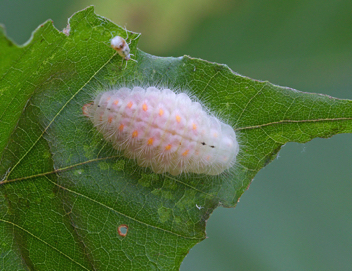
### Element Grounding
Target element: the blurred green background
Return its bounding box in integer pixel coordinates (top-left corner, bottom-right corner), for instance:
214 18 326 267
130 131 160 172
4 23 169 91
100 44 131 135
1 0 351 270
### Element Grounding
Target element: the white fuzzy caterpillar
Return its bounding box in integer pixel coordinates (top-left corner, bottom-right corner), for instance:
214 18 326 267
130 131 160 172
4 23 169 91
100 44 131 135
83 87 239 176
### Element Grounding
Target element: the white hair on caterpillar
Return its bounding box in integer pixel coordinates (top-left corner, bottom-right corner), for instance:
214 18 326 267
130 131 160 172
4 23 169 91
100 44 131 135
82 86 240 176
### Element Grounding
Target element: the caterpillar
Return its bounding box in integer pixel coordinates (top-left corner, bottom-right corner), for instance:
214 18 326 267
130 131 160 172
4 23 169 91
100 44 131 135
83 87 239 176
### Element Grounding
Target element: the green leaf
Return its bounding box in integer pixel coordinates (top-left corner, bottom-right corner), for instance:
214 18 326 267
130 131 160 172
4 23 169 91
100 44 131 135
1 6 352 270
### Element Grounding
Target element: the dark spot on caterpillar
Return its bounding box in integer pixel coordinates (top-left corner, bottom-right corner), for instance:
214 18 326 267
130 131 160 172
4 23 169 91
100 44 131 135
107 108 111 110
97 105 100 107
210 145 215 148
201 142 206 145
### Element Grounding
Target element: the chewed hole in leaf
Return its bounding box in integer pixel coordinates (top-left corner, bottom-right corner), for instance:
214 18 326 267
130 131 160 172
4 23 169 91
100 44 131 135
118 224 128 237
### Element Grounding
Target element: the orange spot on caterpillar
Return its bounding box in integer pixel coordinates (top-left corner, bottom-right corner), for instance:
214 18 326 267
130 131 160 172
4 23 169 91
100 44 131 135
119 124 124 131
113 100 119 105
182 150 189 156
127 102 133 108
165 144 172 151
132 130 138 138
108 116 113 123
206 155 211 161
142 103 148 111
159 108 164 116
147 138 154 145
117 224 128 237
176 115 181 123
192 123 197 130
106 96 111 101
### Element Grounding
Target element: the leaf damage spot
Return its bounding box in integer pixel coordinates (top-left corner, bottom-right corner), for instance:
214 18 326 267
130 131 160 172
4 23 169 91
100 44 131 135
112 160 125 171
138 173 159 187
74 169 84 176
158 206 172 223
63 24 71 36
98 162 110 170
118 224 128 237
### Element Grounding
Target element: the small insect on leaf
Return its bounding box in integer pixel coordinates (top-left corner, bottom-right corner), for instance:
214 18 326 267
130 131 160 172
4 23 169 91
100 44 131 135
111 36 131 60
110 28 140 67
